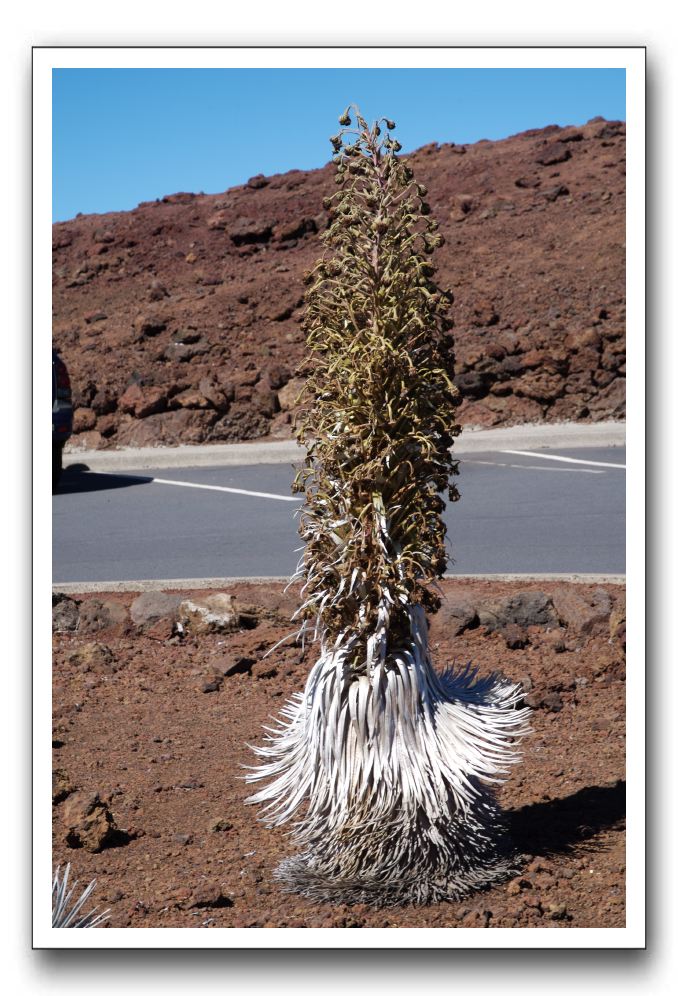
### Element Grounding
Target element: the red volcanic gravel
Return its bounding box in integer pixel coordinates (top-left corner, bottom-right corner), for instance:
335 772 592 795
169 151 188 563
52 578 626 929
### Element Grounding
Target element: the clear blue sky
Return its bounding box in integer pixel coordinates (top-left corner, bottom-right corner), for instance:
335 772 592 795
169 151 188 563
52 67 625 222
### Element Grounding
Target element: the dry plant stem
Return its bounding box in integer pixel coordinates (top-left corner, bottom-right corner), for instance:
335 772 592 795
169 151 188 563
247 106 531 905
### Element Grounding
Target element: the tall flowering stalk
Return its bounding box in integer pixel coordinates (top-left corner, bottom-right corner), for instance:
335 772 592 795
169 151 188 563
247 107 530 905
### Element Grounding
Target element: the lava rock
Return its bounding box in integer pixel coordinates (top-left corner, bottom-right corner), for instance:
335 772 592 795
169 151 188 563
73 407 97 433
428 595 478 640
134 313 168 338
246 174 269 189
552 586 613 636
130 591 183 628
163 339 210 363
52 593 80 633
52 768 75 805
274 216 317 242
66 642 118 674
188 886 234 909
453 370 492 400
118 384 168 418
61 791 120 852
478 591 558 631
177 593 239 635
536 143 572 166
220 657 255 678
277 377 306 411
514 176 542 189
502 623 529 649
543 184 570 202
208 819 234 833
77 599 129 636
229 218 274 246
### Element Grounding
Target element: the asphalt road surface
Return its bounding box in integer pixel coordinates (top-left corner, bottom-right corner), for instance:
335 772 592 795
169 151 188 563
52 446 625 584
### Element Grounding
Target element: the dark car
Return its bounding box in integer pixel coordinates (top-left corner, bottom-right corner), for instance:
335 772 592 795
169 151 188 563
52 349 73 490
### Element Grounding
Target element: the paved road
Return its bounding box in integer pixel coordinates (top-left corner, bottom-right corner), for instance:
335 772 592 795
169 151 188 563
53 446 625 584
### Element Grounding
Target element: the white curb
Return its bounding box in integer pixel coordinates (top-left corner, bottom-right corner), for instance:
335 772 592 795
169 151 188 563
52 572 625 594
64 421 626 473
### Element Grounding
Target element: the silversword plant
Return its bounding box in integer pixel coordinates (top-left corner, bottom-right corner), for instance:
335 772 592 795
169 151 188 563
247 106 531 905
52 864 110 928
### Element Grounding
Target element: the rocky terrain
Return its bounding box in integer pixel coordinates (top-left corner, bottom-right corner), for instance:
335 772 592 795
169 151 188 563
52 578 625 929
52 118 626 451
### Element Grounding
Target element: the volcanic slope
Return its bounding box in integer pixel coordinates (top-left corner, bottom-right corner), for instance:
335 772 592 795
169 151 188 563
52 118 626 451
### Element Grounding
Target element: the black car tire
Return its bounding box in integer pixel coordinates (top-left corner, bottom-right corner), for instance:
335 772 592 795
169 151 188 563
52 443 63 492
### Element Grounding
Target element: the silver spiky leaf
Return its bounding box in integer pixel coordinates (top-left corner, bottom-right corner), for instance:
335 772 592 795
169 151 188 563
247 606 530 906
52 864 110 928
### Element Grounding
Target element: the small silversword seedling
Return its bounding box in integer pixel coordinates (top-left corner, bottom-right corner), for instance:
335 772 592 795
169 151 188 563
52 864 110 928
247 106 530 905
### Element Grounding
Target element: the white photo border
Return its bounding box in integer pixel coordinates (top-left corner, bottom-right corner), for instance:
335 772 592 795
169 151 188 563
35 44 645 950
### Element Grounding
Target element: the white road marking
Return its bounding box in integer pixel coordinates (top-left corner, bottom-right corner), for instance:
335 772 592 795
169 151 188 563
501 449 626 469
507 463 604 474
151 477 300 502
463 458 603 474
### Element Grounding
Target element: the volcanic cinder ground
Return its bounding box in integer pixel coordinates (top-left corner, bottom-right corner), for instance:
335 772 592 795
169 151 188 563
52 579 626 930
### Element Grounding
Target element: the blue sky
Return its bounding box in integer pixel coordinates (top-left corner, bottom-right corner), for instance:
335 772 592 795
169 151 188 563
52 67 625 222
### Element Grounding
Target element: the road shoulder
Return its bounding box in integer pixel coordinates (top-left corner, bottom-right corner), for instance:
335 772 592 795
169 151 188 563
65 420 626 473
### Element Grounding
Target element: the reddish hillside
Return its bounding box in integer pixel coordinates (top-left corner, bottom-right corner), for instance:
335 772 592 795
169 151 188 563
52 117 625 450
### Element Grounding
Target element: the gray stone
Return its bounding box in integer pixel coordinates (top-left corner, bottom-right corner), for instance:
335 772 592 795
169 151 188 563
478 591 557 631
130 591 183 627
52 593 80 633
